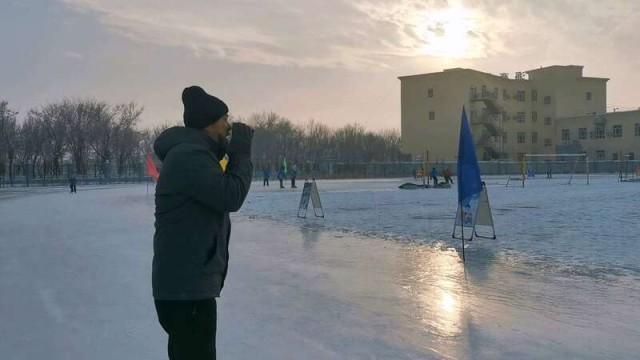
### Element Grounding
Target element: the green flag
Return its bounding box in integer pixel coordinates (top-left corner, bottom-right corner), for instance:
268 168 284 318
283 157 288 176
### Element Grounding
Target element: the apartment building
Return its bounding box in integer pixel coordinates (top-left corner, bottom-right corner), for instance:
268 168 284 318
398 65 637 161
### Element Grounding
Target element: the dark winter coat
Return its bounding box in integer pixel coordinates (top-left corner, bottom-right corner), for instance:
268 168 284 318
152 127 252 300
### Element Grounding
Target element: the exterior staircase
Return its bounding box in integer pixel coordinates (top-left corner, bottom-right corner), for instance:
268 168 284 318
470 90 507 160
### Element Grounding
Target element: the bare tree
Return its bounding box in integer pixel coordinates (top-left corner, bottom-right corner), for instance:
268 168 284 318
303 119 332 163
61 100 90 175
0 101 19 184
17 112 46 185
84 100 114 178
40 103 69 177
111 102 144 176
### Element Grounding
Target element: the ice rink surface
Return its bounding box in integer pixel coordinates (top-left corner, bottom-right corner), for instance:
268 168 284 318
1 176 638 359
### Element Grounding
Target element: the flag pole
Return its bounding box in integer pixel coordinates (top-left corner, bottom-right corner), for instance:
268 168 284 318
459 112 465 263
461 201 465 262
460 158 465 263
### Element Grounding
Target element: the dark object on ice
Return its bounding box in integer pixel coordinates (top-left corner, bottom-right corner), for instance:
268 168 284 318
398 182 451 189
399 182 426 189
69 176 77 193
430 167 439 185
277 166 285 188
290 164 298 188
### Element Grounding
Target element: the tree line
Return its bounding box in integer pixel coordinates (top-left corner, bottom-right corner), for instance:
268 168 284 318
0 99 408 185
242 112 409 172
0 99 146 185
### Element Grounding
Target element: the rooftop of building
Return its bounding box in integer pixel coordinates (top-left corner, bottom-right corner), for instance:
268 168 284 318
398 67 511 81
398 65 608 81
556 109 640 122
525 64 583 73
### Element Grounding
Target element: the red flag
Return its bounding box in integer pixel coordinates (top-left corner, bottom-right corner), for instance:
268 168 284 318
146 154 160 182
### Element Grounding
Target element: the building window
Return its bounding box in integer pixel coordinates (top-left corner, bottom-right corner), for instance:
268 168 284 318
544 117 552 125
544 138 552 147
470 110 476 122
532 90 538 102
629 152 636 160
578 128 587 139
544 96 551 104
594 125 605 139
429 111 435 121
503 89 509 100
531 132 538 144
503 133 507 144
612 153 619 161
612 125 623 137
586 92 592 101
596 150 605 160
516 112 526 123
428 88 434 98
636 123 640 136
516 90 526 102
517 132 526 144
470 87 477 97
531 111 538 122
562 129 570 142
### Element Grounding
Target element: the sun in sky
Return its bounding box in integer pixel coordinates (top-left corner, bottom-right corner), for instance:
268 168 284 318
416 5 483 59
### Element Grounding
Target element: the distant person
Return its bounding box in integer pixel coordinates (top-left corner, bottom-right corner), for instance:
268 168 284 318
262 164 270 186
430 167 439 185
69 176 77 193
290 163 298 188
277 166 285 189
152 86 253 360
443 168 454 184
546 168 552 179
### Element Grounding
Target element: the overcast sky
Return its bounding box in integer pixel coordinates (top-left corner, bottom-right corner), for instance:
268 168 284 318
2 0 639 131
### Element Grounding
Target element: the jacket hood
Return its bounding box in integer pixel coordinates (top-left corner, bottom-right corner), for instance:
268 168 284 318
154 126 224 161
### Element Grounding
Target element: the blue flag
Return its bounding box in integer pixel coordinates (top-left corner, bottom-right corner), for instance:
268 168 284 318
457 107 482 207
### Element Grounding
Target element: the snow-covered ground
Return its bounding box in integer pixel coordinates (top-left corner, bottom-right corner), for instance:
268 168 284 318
1 177 639 359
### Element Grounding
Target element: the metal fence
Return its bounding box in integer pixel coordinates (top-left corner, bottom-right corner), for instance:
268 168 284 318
2 160 638 187
0 175 153 188
283 159 640 179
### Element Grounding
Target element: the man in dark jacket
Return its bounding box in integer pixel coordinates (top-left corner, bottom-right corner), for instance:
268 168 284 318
153 85 253 359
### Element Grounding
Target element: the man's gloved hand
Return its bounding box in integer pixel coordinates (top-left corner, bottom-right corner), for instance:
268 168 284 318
228 122 253 155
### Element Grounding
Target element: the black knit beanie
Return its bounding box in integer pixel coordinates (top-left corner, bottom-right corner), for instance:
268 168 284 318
182 86 228 129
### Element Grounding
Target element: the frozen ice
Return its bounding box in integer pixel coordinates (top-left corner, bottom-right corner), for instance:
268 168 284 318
1 176 639 359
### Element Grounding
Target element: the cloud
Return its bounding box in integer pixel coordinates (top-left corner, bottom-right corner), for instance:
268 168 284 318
59 0 640 71
63 51 85 60
59 0 507 69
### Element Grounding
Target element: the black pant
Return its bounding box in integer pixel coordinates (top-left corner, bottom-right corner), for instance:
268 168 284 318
155 299 217 360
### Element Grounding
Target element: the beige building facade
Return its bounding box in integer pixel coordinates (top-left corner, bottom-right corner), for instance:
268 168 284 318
555 110 640 161
399 65 637 161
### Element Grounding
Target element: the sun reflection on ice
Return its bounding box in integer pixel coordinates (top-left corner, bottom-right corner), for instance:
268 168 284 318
403 246 467 338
